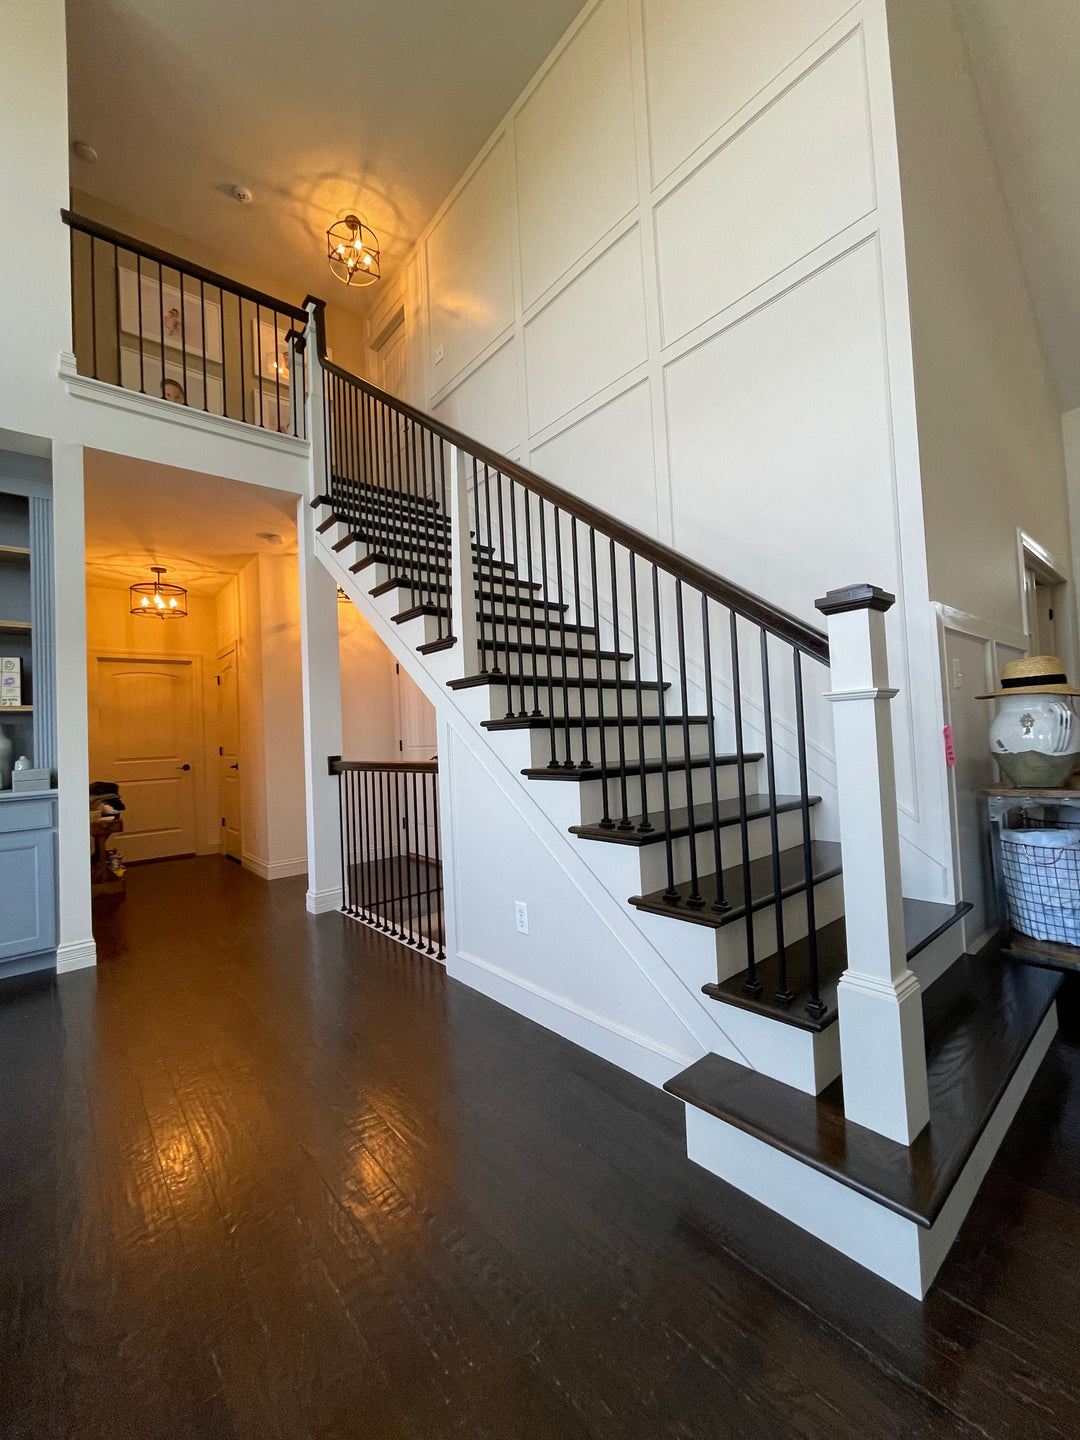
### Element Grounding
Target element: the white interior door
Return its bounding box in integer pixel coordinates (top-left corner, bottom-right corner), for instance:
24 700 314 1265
90 656 199 862
396 662 436 762
217 646 241 860
377 317 407 399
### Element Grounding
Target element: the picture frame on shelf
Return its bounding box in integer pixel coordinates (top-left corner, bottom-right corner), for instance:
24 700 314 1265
118 265 224 362
120 347 224 414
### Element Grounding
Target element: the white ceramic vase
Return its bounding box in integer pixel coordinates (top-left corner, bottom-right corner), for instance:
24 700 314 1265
990 693 1080 788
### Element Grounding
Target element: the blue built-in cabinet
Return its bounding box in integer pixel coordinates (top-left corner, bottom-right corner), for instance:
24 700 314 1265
0 452 58 977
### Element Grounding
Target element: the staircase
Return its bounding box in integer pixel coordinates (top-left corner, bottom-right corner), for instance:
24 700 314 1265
299 304 1061 1298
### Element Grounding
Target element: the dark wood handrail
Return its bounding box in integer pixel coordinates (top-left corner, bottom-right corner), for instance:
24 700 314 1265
328 756 438 774
62 210 310 323
303 299 829 663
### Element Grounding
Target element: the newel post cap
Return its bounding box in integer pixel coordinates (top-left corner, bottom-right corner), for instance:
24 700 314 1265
814 583 896 617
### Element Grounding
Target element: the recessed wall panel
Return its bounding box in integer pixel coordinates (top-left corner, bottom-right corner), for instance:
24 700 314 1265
532 381 657 536
656 34 875 344
643 0 852 184
515 0 638 309
433 339 521 456
426 137 515 388
524 228 648 436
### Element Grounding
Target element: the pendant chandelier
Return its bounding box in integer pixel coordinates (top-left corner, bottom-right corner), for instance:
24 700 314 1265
327 213 381 287
130 565 187 619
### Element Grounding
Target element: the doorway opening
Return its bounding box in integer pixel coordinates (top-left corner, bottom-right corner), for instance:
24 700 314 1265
1020 530 1070 661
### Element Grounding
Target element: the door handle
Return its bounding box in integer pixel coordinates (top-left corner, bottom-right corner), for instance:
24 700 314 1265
230 763 239 770
178 763 191 771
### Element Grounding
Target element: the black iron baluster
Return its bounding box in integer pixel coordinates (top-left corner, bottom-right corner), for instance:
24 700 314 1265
421 771 434 954
760 629 790 1005
701 597 729 914
652 566 677 898
537 497 557 764
794 651 824 1018
588 530 612 824
178 273 189 408
552 510 572 766
610 543 632 825
570 518 591 766
136 253 145 392
493 467 513 716
508 478 527 717
111 242 121 386
474 459 490 672
675 580 701 908
624 555 650 840
89 236 98 378
335 768 348 912
212 281 221 419
524 492 541 717
431 771 445 959
157 259 166 401
729 613 759 993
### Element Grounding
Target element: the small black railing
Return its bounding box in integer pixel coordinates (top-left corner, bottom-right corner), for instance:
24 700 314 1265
63 210 309 438
329 756 444 960
313 304 832 1017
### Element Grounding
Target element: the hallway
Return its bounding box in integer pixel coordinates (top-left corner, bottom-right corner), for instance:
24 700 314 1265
0 858 1077 1439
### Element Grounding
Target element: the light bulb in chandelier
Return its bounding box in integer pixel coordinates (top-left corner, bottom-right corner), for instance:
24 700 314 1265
129 565 188 620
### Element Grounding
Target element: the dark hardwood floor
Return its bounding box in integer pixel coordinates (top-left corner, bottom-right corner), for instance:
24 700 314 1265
1 856 1078 1440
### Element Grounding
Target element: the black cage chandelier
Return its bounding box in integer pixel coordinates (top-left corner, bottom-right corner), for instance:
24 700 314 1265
130 565 188 619
327 213 381 287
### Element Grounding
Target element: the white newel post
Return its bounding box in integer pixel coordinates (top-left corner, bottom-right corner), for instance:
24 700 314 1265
449 445 479 674
297 309 344 915
815 583 929 1145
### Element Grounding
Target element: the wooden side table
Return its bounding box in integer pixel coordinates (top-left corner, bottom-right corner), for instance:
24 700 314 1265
90 814 125 898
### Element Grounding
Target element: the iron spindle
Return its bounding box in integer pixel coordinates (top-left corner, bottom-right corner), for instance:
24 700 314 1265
610 542 632 826
794 651 825 1018
652 566 677 899
675 580 702 907
587 529 612 821
729 612 759 993
701 598 729 913
759 628 790 1005
627 552 650 832
570 518 591 765
538 498 557 759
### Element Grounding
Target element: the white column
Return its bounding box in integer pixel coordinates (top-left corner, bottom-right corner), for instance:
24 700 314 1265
449 446 478 673
816 583 929 1144
52 441 95 972
297 496 344 914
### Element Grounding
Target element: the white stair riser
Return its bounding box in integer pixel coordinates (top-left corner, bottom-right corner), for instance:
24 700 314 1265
538 761 762 828
478 684 664 722
522 722 713 768
634 806 808 893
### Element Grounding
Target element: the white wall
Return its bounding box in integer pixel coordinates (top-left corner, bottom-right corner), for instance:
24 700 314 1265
338 604 401 761
217 557 308 879
384 0 952 897
889 0 1071 637
1064 406 1080 649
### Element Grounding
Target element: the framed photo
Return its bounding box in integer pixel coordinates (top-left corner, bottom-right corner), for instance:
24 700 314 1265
252 315 292 383
249 387 295 434
118 265 224 362
121 347 224 414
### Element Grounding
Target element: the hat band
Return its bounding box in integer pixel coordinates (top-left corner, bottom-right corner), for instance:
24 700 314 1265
1001 673 1067 688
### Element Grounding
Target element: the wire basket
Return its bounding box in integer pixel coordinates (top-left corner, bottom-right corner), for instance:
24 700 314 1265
999 827 1080 946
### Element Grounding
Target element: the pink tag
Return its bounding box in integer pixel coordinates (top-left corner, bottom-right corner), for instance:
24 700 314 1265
943 724 956 767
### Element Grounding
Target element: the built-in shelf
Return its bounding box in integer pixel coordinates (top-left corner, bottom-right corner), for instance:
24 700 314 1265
0 545 31 564
0 620 31 634
0 706 32 715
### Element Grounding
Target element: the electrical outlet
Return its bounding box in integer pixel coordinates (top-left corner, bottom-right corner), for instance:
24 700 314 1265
514 901 529 935
433 344 444 365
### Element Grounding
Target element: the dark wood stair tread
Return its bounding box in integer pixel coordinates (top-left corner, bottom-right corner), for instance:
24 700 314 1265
665 955 1061 1227
484 713 711 734
447 672 669 694
521 753 764 782
570 793 819 847
702 898 973 1031
478 639 633 663
630 840 842 930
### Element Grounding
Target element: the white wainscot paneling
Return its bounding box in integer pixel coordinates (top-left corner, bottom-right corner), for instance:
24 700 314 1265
432 339 521 456
426 136 515 387
532 381 657 535
664 244 897 619
655 32 875 345
515 0 638 309
643 0 853 185
524 227 648 436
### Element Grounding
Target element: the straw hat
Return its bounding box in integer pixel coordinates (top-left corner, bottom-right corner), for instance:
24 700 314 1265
977 654 1080 699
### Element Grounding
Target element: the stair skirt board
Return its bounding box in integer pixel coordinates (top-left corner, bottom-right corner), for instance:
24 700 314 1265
681 1004 1057 1297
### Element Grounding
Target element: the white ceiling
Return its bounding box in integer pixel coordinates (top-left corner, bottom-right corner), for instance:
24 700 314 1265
83 450 298 593
65 0 587 315
955 0 1080 412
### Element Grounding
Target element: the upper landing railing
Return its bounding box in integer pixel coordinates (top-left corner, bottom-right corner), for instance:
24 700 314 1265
62 210 309 438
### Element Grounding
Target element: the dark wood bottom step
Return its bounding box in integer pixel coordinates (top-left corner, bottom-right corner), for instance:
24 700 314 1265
630 840 842 931
666 954 1061 1226
703 898 973 1032
570 793 819 847
521 753 764 782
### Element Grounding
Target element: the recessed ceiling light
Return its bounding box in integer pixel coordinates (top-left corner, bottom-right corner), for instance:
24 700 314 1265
257 532 283 545
232 185 253 204
72 140 98 164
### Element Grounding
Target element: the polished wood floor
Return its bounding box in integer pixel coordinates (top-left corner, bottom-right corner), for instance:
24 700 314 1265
1 856 1078 1440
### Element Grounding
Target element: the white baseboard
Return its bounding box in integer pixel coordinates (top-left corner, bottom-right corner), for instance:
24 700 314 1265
241 853 308 881
56 938 97 974
306 886 344 914
449 947 694 1090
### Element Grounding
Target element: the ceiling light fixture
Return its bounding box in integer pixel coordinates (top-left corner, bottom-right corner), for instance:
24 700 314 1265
327 213 381 287
129 565 187 619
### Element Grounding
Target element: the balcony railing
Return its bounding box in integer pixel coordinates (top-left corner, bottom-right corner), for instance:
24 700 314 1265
62 209 309 438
